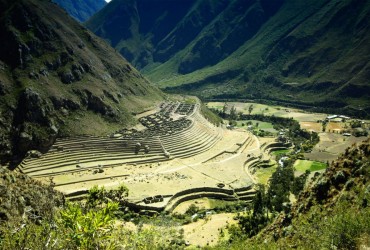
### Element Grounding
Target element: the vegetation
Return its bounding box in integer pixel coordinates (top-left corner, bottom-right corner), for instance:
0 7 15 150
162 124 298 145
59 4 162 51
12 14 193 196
87 0 370 116
271 149 290 156
230 185 271 240
216 139 370 249
0 0 164 162
213 107 320 152
294 160 327 172
201 103 223 126
1 141 369 249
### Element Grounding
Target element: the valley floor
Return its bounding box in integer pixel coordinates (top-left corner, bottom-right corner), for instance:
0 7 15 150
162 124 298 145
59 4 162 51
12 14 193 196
15 100 369 247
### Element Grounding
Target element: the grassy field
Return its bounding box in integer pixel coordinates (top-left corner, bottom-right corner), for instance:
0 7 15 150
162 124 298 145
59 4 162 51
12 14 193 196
255 164 278 185
294 160 327 172
207 102 328 122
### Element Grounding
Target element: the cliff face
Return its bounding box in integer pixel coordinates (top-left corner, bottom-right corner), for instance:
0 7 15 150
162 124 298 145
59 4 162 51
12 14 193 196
0 0 163 163
52 0 106 22
87 0 370 115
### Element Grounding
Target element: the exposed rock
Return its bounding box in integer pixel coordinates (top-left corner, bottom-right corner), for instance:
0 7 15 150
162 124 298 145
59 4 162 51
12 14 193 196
45 57 61 70
18 132 33 153
72 69 83 81
86 91 117 117
50 96 80 110
17 88 50 124
81 62 92 73
28 71 39 79
0 81 7 96
58 70 75 84
60 51 72 65
50 125 58 135
39 68 48 76
26 150 42 158
78 41 85 49
103 90 120 104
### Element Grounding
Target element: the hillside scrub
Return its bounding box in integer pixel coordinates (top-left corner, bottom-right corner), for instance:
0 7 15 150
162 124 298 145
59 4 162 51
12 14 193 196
215 139 370 249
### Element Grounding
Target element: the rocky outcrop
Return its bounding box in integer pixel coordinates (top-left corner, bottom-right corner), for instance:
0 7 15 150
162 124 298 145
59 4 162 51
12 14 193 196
74 89 118 118
11 88 58 154
50 97 81 111
16 88 52 125
0 0 163 162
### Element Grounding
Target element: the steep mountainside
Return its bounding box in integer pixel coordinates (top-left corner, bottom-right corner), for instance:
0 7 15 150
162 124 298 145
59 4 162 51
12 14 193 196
241 138 370 249
86 0 370 116
52 0 106 22
0 0 163 163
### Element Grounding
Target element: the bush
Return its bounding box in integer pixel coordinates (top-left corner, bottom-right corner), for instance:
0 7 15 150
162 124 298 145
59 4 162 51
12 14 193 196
87 184 129 206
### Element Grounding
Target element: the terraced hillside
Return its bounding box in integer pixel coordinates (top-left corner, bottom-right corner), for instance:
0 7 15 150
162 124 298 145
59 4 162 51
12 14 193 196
18 102 262 211
19 102 220 176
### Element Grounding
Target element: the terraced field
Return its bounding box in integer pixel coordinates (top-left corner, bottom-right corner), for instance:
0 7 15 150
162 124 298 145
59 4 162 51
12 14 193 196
18 101 266 212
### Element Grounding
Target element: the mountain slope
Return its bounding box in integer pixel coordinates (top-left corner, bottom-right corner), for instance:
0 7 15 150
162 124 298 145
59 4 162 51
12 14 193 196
86 0 370 116
240 138 370 249
0 0 163 163
86 0 197 68
52 0 106 22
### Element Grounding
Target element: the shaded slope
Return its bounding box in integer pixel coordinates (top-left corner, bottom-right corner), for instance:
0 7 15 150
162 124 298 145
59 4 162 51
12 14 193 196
86 0 282 71
52 0 106 22
86 0 197 68
0 0 163 163
87 0 370 115
156 0 370 115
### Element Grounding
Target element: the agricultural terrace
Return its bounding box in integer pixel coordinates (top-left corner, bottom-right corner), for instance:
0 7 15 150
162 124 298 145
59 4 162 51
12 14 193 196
18 101 269 212
18 100 367 215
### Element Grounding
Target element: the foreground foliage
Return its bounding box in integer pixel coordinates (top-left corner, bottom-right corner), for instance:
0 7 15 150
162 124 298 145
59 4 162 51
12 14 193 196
215 139 370 249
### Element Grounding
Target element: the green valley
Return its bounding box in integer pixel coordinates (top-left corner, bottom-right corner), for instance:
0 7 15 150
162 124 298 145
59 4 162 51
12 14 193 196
0 0 369 249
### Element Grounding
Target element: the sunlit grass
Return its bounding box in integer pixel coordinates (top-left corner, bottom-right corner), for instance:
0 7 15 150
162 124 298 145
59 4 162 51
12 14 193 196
294 160 327 172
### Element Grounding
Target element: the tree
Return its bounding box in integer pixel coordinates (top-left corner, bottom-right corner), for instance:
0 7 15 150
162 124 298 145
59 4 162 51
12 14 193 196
222 103 228 118
248 105 254 115
230 105 237 121
267 165 294 212
253 184 266 216
237 184 270 238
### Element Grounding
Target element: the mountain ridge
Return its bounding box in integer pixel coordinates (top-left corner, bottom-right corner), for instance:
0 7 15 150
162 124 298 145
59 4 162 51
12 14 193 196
52 0 106 22
86 0 370 116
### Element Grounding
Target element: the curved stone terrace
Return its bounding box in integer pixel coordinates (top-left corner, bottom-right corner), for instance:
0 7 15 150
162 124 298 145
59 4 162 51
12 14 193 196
18 101 261 211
